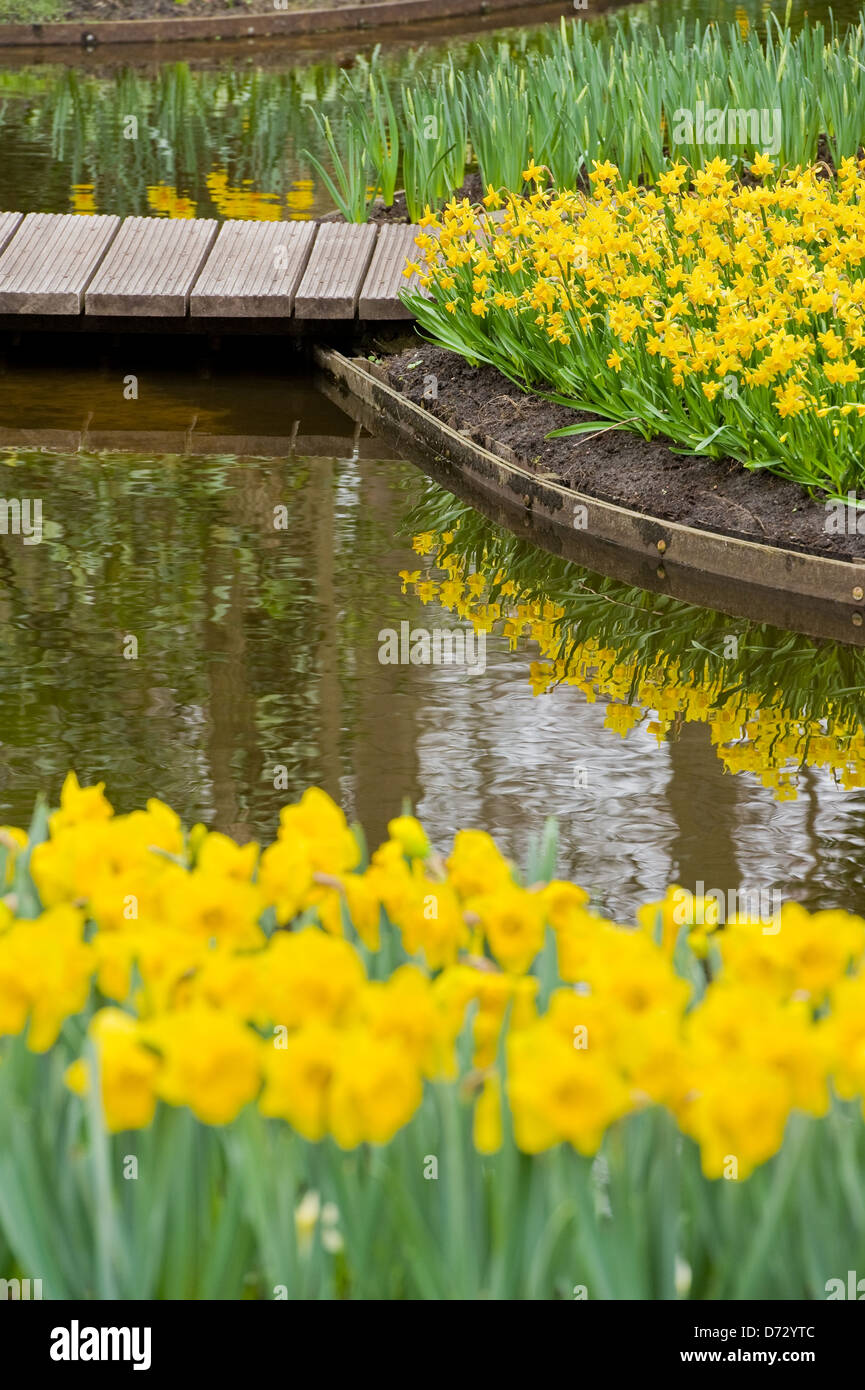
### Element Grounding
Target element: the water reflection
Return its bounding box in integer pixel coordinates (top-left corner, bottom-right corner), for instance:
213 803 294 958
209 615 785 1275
0 22 544 221
0 442 420 841
403 512 865 799
398 490 865 918
0 364 862 921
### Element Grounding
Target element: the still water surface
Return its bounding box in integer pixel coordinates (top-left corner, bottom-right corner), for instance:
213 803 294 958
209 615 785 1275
0 358 862 922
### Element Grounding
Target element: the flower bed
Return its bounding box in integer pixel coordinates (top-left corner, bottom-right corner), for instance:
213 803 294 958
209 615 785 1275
1 773 864 1297
406 161 865 499
382 340 865 561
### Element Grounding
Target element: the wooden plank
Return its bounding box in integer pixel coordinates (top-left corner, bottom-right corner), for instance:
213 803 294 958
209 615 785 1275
0 212 23 257
294 223 378 320
0 213 120 314
190 221 317 318
359 223 430 320
85 217 218 317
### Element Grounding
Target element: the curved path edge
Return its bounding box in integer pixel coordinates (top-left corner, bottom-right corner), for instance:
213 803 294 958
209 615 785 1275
0 0 554 48
314 346 865 645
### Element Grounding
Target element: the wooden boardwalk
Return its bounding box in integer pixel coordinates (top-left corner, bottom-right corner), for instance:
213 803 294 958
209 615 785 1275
0 213 427 326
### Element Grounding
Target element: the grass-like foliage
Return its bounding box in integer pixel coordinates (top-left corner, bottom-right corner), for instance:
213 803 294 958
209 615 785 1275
0 0 63 18
328 12 865 210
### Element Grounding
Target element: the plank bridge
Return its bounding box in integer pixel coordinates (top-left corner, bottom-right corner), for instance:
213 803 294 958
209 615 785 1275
0 212 424 330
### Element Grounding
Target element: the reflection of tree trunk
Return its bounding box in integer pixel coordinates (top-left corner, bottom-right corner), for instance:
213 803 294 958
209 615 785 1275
204 531 251 841
351 462 420 849
309 457 342 802
204 459 293 840
666 720 740 894
797 763 822 908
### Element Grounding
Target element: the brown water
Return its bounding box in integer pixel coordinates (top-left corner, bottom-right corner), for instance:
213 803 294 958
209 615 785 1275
0 352 863 922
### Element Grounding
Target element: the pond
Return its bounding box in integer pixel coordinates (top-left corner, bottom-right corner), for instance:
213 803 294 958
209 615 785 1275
0 0 861 915
0 348 863 924
0 0 861 222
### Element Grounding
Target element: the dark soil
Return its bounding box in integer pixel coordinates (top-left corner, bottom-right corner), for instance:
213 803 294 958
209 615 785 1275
44 0 372 22
322 172 483 224
365 174 484 225
367 191 413 226
384 343 865 562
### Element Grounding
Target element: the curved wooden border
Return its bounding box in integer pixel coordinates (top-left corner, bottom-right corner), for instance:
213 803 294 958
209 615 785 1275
314 346 865 645
0 0 567 49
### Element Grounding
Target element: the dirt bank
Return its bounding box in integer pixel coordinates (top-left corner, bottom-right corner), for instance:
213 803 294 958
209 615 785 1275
384 343 865 562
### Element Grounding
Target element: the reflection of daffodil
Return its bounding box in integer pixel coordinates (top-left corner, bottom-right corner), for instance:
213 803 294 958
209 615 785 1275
146 184 197 219
401 527 865 801
286 179 315 220
206 169 282 221
70 184 97 215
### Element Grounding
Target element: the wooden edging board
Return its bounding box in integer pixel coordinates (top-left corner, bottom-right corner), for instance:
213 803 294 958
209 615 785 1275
313 346 865 646
0 0 568 50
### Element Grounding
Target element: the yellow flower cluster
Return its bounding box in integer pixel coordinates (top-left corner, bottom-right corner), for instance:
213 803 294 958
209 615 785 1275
411 159 865 489
0 772 864 1179
419 157 865 404
401 534 865 798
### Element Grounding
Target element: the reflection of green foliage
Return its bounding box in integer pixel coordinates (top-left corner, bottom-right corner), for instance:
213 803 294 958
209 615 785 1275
30 63 323 213
0 28 547 219
0 448 417 835
1 60 349 216
406 486 865 733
